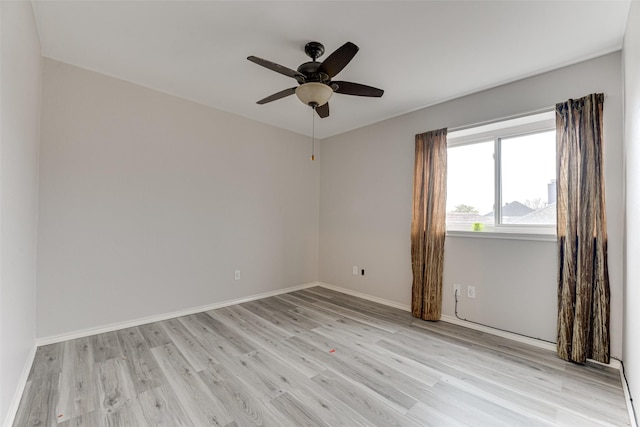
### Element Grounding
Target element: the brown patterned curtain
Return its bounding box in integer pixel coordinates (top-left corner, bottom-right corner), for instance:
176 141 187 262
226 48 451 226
411 129 447 321
556 93 610 364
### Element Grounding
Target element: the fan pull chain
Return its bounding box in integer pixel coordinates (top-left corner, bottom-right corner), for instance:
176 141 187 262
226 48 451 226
311 106 316 161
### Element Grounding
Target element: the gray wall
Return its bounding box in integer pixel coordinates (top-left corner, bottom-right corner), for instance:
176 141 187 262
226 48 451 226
11 17 633 419
319 53 624 356
0 2 42 423
36 60 319 338
623 0 640 420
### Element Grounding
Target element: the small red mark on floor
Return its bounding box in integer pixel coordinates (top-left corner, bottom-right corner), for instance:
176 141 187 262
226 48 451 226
329 349 336 353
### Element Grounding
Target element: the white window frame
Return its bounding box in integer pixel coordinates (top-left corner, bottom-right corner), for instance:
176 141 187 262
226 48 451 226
446 111 557 241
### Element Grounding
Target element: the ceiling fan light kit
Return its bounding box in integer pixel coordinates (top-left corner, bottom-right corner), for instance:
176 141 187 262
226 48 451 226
295 82 333 107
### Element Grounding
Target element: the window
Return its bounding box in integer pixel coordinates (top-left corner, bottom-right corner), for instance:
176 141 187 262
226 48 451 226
446 111 556 237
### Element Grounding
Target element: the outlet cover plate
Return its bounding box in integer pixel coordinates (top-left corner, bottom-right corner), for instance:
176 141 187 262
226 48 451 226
467 285 476 298
453 284 461 296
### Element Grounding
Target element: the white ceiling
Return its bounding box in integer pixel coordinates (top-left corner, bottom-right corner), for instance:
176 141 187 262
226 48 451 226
31 1 631 139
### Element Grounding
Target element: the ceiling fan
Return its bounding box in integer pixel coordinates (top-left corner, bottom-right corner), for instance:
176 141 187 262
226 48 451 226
247 41 384 118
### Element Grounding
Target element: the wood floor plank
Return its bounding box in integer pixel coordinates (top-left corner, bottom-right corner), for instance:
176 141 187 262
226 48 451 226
215 304 294 345
293 288 338 303
277 290 320 304
300 327 441 407
198 365 284 426
277 378 373 427
280 303 341 327
201 311 258 354
235 349 310 398
250 331 327 378
564 360 625 389
56 337 100 422
351 338 443 387
241 349 373 427
286 333 418 414
559 377 630 425
269 391 331 427
555 408 624 427
411 319 563 369
27 342 63 380
138 321 173 348
96 357 138 414
14 286 632 426
213 307 326 378
379 328 624 425
425 380 546 427
311 369 422 427
58 410 103 426
90 331 123 364
407 401 470 427
247 297 322 334
12 375 60 427
245 294 298 312
441 372 559 424
160 317 220 371
116 327 166 393
213 351 287 400
311 316 394 345
103 398 148 426
301 287 415 325
179 313 254 361
151 343 234 426
376 336 561 402
136 385 195 426
311 299 402 333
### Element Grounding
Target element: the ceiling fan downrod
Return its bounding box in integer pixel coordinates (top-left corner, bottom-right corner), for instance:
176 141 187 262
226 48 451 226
304 41 325 61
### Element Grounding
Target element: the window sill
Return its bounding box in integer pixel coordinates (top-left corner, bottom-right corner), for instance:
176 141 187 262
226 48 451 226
446 229 557 242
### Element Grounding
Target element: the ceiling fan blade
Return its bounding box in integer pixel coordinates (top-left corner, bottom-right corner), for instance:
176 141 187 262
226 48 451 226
316 103 330 118
318 42 359 78
247 56 305 81
332 81 384 97
256 87 297 105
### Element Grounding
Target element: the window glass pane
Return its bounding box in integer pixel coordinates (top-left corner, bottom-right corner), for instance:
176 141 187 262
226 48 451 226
500 130 556 225
446 141 494 231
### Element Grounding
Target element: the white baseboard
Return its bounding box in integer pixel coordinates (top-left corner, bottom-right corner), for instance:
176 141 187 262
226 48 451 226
317 282 412 312
619 363 638 427
317 282 553 350
317 282 555 350
316 282 627 362
3 344 37 427
35 282 318 346
439 314 557 353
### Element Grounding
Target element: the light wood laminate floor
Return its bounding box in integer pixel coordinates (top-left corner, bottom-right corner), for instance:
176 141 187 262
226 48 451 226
14 286 631 426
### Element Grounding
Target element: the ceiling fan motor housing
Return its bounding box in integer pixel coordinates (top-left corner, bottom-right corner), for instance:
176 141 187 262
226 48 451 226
297 61 329 84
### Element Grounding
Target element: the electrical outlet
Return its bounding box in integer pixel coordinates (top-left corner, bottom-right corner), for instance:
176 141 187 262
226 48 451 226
453 284 461 297
352 265 358 275
234 270 241 280
467 285 476 299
